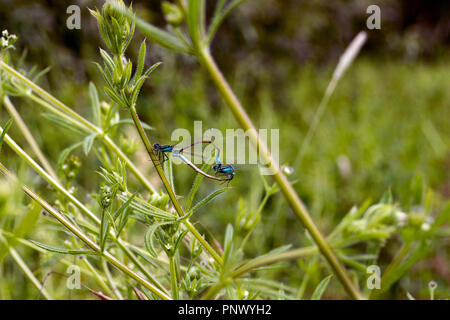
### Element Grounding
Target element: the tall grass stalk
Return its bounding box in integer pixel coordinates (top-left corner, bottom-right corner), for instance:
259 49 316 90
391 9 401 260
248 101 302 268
295 31 367 166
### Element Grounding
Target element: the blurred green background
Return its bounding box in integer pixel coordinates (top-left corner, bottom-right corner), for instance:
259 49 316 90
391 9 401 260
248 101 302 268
0 0 449 299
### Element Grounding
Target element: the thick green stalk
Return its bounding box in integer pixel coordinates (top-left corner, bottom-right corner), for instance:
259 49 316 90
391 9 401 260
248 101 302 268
129 105 223 265
197 47 363 300
0 162 171 300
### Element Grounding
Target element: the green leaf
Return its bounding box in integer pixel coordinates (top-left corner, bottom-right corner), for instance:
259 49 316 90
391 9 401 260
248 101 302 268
113 192 137 220
173 230 188 253
100 208 111 252
144 221 173 258
0 119 13 151
130 62 162 107
115 193 137 236
124 10 193 54
83 133 98 155
381 241 430 294
223 224 234 263
117 193 174 220
430 202 450 232
89 82 102 127
107 119 153 132
117 207 132 236
185 161 211 211
29 240 98 255
57 141 83 174
104 86 127 108
41 113 87 135
311 275 333 300
132 40 146 85
14 201 41 239
257 244 292 260
406 292 416 300
380 188 393 204
189 188 228 214
187 0 205 46
207 0 246 44
99 48 115 73
31 66 51 83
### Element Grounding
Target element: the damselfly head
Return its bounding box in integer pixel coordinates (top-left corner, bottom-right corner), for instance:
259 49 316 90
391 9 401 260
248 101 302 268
153 143 160 149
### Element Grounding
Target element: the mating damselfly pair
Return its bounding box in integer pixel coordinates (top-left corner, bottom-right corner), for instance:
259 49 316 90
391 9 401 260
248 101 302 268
153 140 235 184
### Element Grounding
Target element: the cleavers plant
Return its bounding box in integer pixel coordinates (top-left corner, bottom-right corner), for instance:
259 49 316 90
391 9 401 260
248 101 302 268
0 0 448 300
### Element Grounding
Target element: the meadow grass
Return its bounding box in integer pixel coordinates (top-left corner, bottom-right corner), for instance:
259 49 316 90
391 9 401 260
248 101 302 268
0 1 448 300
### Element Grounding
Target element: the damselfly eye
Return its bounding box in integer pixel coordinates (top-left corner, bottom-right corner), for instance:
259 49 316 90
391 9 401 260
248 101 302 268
153 143 160 149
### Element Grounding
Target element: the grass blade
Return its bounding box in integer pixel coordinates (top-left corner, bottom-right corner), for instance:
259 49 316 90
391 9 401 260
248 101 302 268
190 187 228 215
83 132 98 155
29 240 99 255
0 119 13 151
311 275 333 300
89 82 102 127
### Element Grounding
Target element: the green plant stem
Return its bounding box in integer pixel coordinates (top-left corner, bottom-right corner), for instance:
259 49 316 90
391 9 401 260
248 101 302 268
0 234 53 300
129 105 223 265
197 47 363 300
26 93 89 132
169 256 179 299
0 162 171 300
0 61 157 194
2 96 58 180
